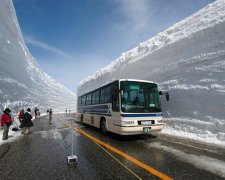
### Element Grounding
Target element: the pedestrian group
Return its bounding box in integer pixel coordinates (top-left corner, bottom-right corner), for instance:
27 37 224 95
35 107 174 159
1 107 57 141
1 107 34 140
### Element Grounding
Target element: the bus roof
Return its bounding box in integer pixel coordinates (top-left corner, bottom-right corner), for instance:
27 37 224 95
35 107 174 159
119 79 156 84
78 79 157 97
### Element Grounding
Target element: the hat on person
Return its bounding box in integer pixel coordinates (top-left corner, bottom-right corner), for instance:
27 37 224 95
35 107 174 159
4 108 11 113
27 108 31 112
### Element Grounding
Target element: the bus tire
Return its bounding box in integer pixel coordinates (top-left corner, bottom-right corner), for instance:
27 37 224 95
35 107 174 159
81 114 84 125
100 118 107 135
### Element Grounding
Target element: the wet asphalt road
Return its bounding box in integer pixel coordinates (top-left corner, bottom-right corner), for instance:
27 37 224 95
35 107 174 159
0 114 225 180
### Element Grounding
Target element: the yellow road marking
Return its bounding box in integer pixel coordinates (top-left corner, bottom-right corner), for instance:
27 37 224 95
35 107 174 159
91 135 142 180
60 117 173 180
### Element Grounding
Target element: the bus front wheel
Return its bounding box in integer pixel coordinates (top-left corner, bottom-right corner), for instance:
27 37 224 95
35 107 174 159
100 119 107 135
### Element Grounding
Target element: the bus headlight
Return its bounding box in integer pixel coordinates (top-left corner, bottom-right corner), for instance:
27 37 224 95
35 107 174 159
121 121 135 126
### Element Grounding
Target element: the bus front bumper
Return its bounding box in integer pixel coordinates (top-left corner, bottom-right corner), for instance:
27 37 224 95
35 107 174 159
113 124 163 135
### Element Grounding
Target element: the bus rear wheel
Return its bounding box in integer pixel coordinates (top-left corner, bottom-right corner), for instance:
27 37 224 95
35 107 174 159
100 119 107 135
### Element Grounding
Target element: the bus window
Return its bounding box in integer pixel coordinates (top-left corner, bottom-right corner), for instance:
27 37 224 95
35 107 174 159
81 95 86 106
100 88 106 103
120 81 161 113
112 93 119 112
86 93 92 105
92 90 100 104
111 81 119 94
105 86 111 103
95 90 100 104
92 91 96 104
77 97 81 106
149 90 160 107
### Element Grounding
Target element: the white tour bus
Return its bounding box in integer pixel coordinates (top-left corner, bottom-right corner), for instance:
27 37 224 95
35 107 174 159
77 79 169 135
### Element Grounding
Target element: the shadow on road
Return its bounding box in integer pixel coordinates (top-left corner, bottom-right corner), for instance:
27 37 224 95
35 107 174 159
77 122 158 142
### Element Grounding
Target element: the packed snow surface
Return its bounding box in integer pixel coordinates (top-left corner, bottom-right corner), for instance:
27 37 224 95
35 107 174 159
78 0 225 147
0 0 76 115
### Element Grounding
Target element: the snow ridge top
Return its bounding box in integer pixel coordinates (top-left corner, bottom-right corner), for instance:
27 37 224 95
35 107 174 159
79 0 225 87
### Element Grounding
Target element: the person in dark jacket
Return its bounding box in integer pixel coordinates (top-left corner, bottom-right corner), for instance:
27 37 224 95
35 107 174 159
49 109 53 124
1 108 12 140
34 107 39 118
22 108 34 135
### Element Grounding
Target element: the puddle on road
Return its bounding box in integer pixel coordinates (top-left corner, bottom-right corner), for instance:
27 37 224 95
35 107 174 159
36 127 81 140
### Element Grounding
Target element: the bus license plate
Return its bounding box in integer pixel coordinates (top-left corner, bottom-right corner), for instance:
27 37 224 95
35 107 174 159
143 127 151 133
141 120 152 125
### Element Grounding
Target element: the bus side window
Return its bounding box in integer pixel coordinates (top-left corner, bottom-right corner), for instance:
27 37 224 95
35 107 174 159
112 94 119 112
100 88 106 103
81 95 86 106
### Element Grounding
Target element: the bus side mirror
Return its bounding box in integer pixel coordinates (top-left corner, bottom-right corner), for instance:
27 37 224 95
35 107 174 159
159 91 169 101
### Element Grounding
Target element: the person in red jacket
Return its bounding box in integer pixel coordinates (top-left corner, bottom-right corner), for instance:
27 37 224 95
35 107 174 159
1 108 12 140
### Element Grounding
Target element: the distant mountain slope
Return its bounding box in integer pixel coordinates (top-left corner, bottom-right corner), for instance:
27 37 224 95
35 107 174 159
78 0 225 145
0 0 76 113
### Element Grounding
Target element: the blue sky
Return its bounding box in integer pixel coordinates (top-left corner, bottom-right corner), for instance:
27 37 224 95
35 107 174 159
12 0 214 93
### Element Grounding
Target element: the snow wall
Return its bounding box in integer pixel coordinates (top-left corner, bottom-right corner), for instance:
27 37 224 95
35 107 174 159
0 0 76 113
78 0 225 145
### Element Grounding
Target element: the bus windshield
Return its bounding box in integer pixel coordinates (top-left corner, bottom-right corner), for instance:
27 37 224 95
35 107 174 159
120 81 161 113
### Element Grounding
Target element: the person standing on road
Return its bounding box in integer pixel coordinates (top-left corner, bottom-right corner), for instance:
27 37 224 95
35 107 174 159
34 107 38 119
1 108 12 140
49 109 53 125
22 108 34 135
18 109 24 123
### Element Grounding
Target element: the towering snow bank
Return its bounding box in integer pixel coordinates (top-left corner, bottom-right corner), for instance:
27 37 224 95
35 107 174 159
78 0 225 146
0 0 76 113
